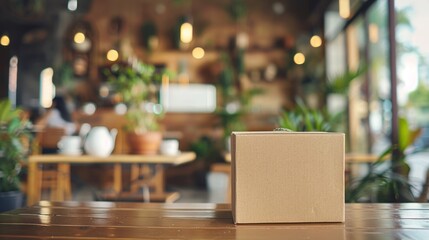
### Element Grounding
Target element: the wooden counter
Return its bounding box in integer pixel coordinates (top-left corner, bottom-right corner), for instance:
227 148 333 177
1 202 429 239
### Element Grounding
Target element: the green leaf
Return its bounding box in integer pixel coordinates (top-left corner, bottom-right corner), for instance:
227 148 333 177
327 65 367 94
304 112 314 131
378 146 393 162
0 99 12 123
398 117 410 152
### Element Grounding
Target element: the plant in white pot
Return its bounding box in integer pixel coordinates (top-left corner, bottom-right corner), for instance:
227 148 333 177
105 61 166 155
0 99 32 212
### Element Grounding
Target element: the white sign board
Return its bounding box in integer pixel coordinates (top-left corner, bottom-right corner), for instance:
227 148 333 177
160 84 216 113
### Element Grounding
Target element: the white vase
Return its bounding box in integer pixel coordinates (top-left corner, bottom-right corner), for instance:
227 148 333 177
84 126 117 157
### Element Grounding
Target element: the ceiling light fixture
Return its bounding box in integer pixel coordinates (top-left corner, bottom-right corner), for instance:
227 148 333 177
180 20 193 44
40 68 55 108
68 0 78 11
339 0 350 19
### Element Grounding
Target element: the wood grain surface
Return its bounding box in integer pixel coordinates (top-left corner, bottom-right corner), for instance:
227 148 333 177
1 202 429 239
29 152 196 165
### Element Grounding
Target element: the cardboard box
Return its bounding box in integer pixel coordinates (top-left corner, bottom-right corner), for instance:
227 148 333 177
231 131 345 224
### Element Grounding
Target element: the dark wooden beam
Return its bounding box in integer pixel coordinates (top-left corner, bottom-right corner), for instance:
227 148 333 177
388 0 399 158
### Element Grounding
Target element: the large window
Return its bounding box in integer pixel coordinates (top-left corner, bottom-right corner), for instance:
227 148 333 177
396 0 429 128
325 0 429 155
368 0 391 154
325 0 390 154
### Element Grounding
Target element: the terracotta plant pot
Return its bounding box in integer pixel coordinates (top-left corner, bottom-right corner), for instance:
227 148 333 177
127 132 162 155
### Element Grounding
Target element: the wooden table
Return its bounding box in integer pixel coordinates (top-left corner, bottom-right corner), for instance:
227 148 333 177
27 152 196 205
1 202 429 239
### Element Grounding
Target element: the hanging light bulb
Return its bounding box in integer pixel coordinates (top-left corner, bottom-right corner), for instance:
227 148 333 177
8 56 18 107
180 21 193 43
1 35 10 46
40 68 55 108
339 0 350 19
68 0 78 11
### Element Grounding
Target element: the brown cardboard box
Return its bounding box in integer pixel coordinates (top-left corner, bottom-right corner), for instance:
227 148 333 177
231 131 345 224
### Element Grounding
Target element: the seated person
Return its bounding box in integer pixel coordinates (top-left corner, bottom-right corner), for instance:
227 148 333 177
36 96 79 153
37 96 78 136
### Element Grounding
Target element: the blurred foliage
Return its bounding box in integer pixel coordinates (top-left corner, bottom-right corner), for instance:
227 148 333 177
105 61 169 133
4 0 45 16
408 84 429 108
327 65 367 95
190 136 222 162
54 62 74 88
346 118 422 203
278 98 341 132
217 53 264 139
140 21 157 51
0 99 32 192
228 0 247 21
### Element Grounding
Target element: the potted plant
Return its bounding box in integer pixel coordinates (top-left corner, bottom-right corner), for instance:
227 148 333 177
0 99 31 212
105 61 166 155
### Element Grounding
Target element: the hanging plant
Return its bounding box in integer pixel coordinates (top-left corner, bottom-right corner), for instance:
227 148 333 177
140 21 157 50
227 0 247 21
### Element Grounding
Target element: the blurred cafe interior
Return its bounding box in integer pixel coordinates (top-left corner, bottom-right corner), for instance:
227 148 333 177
1 0 429 209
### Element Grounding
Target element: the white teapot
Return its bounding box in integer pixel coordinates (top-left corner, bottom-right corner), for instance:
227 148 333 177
83 126 118 157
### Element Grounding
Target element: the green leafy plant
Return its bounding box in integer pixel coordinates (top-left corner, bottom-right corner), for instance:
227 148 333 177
278 98 340 132
346 118 421 203
0 99 31 192
327 65 367 95
105 61 168 134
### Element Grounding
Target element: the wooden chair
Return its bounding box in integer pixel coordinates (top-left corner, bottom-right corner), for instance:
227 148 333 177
34 127 72 201
36 127 65 151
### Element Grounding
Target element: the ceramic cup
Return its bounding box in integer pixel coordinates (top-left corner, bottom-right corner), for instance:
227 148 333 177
57 136 82 155
160 139 179 156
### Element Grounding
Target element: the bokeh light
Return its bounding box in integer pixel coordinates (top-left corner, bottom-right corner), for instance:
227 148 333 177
294 52 305 65
106 49 119 62
74 32 85 44
192 47 205 59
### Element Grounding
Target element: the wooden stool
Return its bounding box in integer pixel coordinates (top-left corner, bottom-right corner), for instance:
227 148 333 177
33 128 73 202
129 164 179 203
38 163 72 202
97 163 179 203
